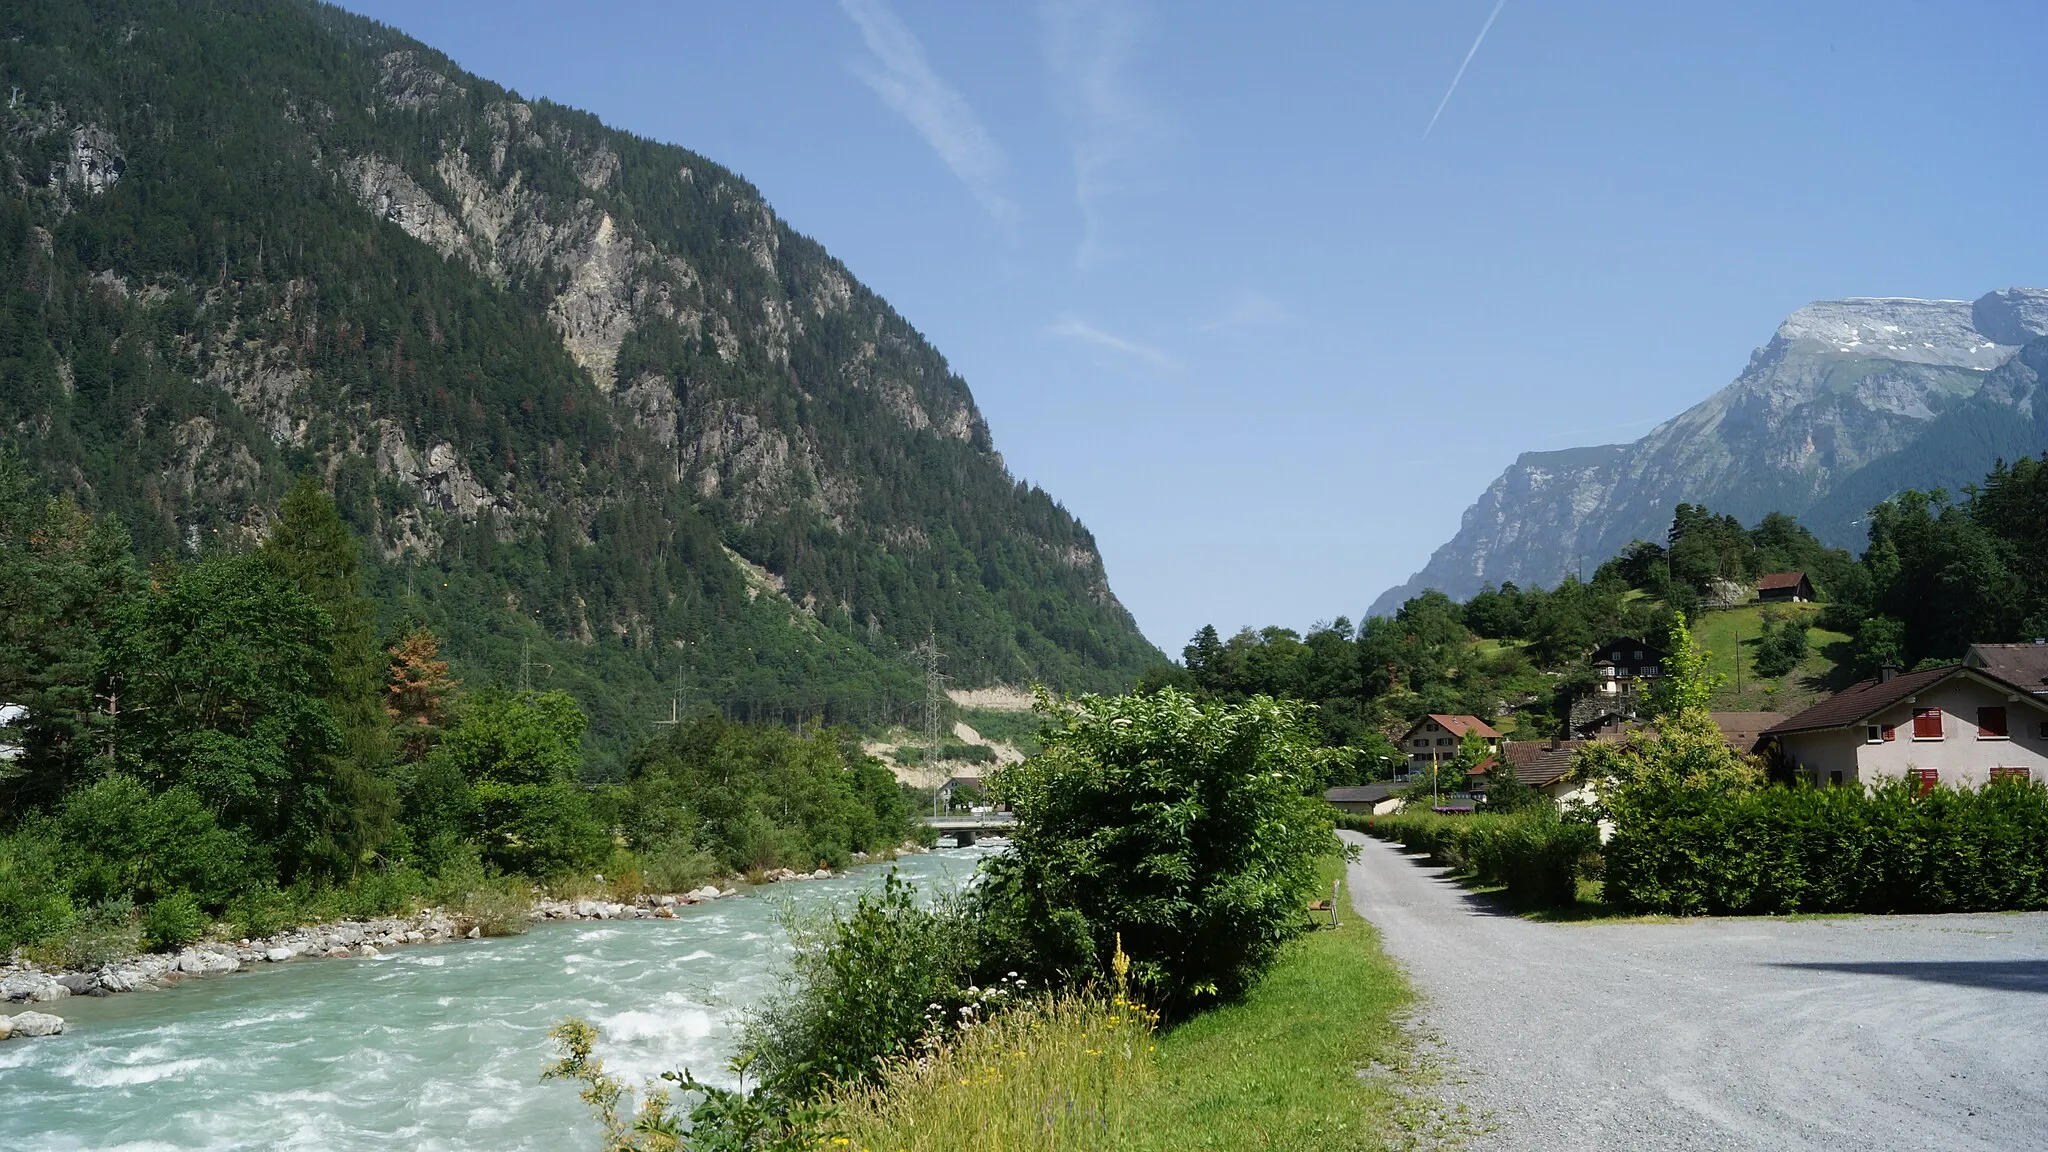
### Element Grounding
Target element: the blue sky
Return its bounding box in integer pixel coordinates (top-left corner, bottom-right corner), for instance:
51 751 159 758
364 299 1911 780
338 0 2048 654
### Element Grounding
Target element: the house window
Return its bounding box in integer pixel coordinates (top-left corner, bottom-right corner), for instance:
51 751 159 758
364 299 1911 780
1437 737 1452 746
1828 771 1844 786
1977 707 2008 739
1991 766 2031 783
1633 651 1644 660
1865 725 1883 744
1913 767 1939 796
1911 708 1943 740
1644 664 1659 676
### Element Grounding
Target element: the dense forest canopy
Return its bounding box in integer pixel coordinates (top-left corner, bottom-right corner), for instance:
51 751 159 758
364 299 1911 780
0 0 1156 774
0 466 919 960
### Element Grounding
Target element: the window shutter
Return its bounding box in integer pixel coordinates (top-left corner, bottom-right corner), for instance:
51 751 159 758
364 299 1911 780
1977 707 2008 738
1912 708 1943 739
1914 767 1939 796
1881 724 1896 742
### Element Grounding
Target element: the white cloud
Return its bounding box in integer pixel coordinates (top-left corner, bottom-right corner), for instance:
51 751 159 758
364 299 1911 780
1049 316 1177 369
1041 0 1158 269
840 0 1017 224
1201 291 1296 335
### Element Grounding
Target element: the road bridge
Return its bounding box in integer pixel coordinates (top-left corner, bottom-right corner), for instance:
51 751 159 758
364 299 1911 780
921 813 1015 847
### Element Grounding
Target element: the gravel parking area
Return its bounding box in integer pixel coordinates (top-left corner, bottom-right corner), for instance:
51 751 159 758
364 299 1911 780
1342 831 2048 1151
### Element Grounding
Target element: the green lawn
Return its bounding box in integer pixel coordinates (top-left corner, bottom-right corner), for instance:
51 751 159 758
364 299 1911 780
1131 856 1453 1151
1691 602 1853 714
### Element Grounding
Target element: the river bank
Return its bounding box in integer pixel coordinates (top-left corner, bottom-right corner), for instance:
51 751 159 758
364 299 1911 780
0 846 932 1018
0 845 996 1150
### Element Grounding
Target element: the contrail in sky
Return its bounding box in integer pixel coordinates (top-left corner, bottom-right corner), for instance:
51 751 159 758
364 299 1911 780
1422 0 1509 140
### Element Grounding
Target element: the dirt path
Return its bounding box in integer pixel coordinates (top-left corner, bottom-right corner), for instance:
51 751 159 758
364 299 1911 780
1342 831 2048 1151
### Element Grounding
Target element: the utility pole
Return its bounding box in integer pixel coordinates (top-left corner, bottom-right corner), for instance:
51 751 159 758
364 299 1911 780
653 692 684 734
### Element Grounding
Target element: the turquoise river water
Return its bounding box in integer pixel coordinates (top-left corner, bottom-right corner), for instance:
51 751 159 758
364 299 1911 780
0 846 995 1151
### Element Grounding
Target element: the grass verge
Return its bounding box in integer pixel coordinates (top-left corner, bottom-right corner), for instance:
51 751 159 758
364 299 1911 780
822 852 1441 1151
1129 855 1442 1152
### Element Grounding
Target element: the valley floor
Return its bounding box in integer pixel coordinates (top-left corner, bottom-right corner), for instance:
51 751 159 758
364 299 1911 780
1344 831 2048 1150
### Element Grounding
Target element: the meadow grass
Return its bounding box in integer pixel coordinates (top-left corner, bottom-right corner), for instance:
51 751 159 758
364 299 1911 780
827 992 1160 1151
831 855 1436 1151
1128 857 1432 1152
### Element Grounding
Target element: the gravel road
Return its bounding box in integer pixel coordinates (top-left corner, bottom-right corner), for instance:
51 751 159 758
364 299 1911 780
1341 830 2048 1151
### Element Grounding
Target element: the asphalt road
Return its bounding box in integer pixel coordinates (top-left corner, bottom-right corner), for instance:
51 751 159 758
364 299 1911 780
1341 830 2048 1151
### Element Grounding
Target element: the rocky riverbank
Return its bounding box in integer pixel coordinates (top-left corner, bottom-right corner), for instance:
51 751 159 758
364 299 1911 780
0 853 921 1034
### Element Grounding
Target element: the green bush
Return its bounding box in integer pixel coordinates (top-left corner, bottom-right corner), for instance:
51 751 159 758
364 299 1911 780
224 884 300 940
939 742 997 765
983 689 1334 1016
36 896 143 969
142 891 208 950
1349 809 1598 908
455 881 533 937
742 871 982 1100
639 837 723 892
1605 777 2048 915
468 780 611 877
0 827 74 954
52 776 257 908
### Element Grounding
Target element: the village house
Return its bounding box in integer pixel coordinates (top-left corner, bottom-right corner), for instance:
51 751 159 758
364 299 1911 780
1323 782 1401 815
1397 714 1500 779
1485 738 1589 805
1964 640 2048 696
937 773 986 811
1570 636 1669 735
1592 636 1668 683
1756 571 1816 603
1755 663 2048 788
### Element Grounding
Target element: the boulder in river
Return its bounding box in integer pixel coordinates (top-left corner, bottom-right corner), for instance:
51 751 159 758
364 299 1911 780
3 973 67 1002
55 973 97 996
265 947 294 963
8 1011 65 1038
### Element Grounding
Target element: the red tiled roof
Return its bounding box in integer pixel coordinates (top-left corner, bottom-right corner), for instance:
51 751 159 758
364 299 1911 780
1426 714 1501 740
1757 571 1809 591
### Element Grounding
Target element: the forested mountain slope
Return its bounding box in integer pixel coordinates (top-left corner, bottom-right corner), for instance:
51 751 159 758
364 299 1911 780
0 0 1156 765
1372 290 2048 616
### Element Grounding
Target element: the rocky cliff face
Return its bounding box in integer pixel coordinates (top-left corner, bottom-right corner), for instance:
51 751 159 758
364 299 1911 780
0 0 1157 739
1371 289 2048 616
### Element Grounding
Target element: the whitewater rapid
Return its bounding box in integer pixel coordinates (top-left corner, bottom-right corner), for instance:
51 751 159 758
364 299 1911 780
0 846 995 1151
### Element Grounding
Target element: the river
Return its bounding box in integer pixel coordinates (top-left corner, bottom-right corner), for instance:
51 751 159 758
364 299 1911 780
0 846 996 1151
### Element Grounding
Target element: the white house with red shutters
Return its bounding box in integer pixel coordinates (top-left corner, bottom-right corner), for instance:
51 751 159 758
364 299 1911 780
1755 663 2048 789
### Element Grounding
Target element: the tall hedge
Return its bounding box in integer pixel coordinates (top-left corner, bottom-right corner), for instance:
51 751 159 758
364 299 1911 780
1605 778 2048 915
1349 811 1597 908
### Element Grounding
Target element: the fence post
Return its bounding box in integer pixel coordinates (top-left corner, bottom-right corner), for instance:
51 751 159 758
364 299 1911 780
1330 878 1341 928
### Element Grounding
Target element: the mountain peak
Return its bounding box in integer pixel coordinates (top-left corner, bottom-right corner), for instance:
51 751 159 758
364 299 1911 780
1971 287 2048 346
1370 286 2048 617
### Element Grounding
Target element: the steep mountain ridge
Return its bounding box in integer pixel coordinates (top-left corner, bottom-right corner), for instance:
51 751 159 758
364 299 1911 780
1371 288 2048 615
0 0 1157 763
